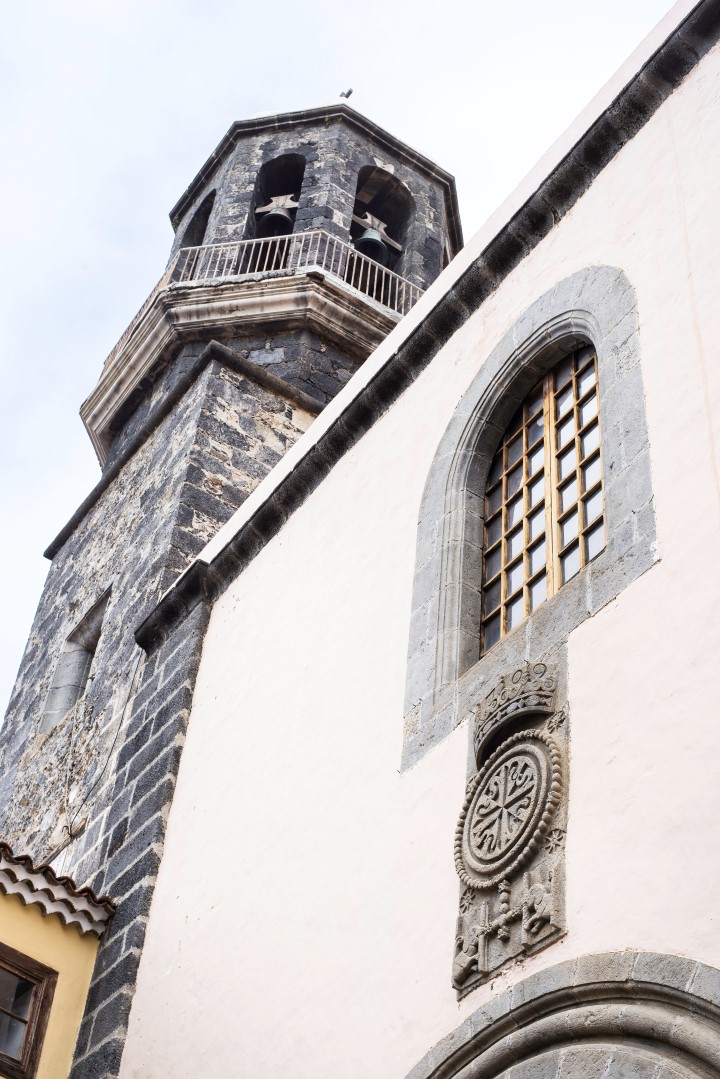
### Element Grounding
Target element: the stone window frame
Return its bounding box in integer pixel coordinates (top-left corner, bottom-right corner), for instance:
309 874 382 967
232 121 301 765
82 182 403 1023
403 266 656 769
40 590 110 736
0 941 57 1079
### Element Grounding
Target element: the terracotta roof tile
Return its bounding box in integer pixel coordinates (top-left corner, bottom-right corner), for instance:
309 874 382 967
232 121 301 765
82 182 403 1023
0 842 115 938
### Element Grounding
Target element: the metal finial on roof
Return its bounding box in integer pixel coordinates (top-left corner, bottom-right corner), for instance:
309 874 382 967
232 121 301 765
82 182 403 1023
340 88 353 99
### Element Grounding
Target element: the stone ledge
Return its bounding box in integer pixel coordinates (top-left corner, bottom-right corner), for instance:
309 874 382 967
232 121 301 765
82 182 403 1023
82 273 397 464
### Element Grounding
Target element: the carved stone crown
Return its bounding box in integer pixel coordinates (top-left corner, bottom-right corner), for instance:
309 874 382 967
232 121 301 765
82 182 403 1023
473 662 557 765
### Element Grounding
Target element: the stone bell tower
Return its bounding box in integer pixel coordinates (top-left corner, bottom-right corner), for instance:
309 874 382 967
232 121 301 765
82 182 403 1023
0 104 461 904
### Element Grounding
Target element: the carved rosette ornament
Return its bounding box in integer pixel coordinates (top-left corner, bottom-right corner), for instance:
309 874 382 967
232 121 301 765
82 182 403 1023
453 661 568 997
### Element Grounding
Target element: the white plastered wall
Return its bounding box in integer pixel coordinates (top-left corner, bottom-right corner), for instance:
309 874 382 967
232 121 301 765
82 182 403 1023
119 35 720 1079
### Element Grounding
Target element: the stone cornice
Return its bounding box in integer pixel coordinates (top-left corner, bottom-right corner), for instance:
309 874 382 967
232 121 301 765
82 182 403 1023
134 0 720 655
45 341 322 560
169 103 463 257
81 272 397 464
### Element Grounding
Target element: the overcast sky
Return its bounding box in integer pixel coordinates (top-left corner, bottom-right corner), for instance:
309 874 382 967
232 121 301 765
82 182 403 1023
0 0 674 713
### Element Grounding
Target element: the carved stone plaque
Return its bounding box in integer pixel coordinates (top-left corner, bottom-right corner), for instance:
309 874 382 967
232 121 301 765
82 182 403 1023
452 662 567 997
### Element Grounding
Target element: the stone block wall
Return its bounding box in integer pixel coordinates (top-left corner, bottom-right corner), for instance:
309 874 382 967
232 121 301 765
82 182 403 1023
68 601 209 1077
0 344 318 887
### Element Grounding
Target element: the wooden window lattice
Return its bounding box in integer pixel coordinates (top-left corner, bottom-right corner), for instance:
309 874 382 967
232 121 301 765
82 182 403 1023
481 347 606 654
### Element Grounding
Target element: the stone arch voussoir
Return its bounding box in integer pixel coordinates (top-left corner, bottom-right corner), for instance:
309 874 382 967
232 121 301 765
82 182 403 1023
406 951 720 1079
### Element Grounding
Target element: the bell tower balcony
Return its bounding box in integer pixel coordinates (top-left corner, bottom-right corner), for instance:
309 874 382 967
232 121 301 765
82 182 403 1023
81 229 424 464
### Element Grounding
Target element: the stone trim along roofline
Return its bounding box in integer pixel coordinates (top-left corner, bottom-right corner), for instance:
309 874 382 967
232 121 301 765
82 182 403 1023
45 341 323 560
168 102 464 257
134 0 719 657
404 950 720 1078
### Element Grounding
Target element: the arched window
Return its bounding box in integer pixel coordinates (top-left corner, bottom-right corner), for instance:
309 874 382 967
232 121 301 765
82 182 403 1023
480 346 605 653
403 267 655 770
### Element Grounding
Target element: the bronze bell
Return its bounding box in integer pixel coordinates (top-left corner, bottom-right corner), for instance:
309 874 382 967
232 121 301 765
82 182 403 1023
354 227 390 266
256 206 295 238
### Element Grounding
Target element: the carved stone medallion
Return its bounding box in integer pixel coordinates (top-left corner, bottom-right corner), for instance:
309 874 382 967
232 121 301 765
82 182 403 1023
452 661 568 997
456 731 562 889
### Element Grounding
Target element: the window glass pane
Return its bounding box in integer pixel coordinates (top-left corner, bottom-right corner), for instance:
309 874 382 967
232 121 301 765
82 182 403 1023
507 433 523 468
561 544 580 583
528 444 544 476
559 477 578 512
486 483 502 515
526 386 544 417
529 573 547 610
0 1013 26 1061
561 510 579 547
528 506 545 541
488 454 503 487
577 362 596 398
582 454 602 491
528 475 545 507
507 407 522 436
527 413 544 446
585 521 605 562
484 578 501 614
483 614 501 651
558 445 577 480
579 392 598 427
576 345 595 368
554 356 573 390
506 594 525 630
506 559 524 595
507 528 523 561
0 970 32 1021
555 384 574 419
506 495 523 528
10 980 32 1022
507 464 523 498
584 488 603 525
486 513 502 546
529 539 546 575
581 422 600 459
485 545 501 581
557 414 575 448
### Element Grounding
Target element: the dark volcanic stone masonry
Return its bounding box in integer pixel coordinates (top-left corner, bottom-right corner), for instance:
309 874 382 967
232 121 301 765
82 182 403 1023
0 345 318 880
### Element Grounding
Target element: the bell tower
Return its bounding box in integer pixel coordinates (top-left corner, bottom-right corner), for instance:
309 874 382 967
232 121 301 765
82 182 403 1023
0 102 460 1077
82 104 461 469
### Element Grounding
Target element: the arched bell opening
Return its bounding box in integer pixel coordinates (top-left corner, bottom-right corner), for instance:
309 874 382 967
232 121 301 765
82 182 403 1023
349 166 414 272
247 153 306 238
241 153 306 273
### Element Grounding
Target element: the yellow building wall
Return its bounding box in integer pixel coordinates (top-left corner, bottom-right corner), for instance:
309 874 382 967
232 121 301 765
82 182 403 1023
0 892 99 1079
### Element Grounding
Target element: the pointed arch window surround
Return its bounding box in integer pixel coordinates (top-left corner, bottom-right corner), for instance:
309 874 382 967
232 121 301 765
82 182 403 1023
481 346 606 654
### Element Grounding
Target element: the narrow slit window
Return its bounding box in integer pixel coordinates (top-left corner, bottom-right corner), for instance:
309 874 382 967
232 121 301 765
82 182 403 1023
40 591 109 734
480 347 605 655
